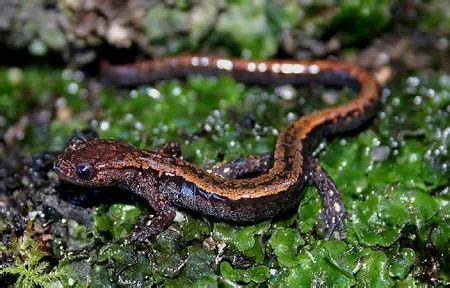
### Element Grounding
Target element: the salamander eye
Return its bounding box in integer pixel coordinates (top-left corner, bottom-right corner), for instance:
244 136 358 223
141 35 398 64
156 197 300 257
75 163 93 180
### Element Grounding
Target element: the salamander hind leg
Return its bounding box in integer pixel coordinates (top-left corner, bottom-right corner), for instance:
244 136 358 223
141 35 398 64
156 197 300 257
212 153 273 179
309 159 347 239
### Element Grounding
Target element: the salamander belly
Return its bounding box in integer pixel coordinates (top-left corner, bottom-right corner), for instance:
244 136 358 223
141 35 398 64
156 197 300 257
159 176 307 222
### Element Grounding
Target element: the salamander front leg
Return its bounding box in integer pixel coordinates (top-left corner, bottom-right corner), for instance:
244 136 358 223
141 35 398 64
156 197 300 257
130 191 176 243
212 153 273 179
309 159 346 239
130 199 176 242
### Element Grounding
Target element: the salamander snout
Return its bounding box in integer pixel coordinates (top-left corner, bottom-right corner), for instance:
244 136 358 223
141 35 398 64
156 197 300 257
53 154 86 184
53 158 63 175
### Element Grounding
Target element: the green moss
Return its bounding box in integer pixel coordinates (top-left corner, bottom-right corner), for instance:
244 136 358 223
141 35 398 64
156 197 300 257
225 0 302 58
356 250 395 287
328 0 392 44
143 4 190 53
1 66 449 286
0 67 89 152
420 0 450 32
389 248 416 279
93 204 142 239
268 227 304 267
164 245 217 287
181 215 210 242
277 241 358 286
0 231 65 287
97 76 286 165
213 221 270 252
220 261 270 284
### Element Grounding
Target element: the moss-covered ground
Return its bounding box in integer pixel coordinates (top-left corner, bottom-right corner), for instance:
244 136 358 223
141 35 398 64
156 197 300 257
0 0 449 287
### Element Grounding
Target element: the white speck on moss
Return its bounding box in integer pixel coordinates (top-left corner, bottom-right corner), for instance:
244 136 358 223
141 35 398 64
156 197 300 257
107 22 130 47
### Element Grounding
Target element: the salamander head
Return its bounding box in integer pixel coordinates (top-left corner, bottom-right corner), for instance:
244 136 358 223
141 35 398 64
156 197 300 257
54 137 143 186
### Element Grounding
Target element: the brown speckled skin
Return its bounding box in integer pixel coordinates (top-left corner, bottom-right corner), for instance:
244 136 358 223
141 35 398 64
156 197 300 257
54 55 379 240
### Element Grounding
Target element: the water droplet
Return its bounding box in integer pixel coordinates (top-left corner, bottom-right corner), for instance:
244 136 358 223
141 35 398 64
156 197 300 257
7 67 22 84
322 91 339 105
62 69 73 80
172 86 182 96
100 121 110 131
67 82 79 95
409 153 418 162
276 85 296 100
135 122 144 130
146 87 161 99
392 97 400 106
125 113 134 121
406 76 420 87
286 112 297 121
130 89 138 98
55 97 67 108
204 123 212 132
372 137 381 146
381 87 391 98
413 95 422 105
370 146 390 162
73 71 85 82
426 88 436 97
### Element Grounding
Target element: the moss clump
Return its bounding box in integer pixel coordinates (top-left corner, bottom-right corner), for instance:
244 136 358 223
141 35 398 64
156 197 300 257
0 229 65 287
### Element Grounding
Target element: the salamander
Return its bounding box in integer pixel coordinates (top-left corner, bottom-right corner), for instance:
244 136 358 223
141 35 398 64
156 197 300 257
53 55 379 241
